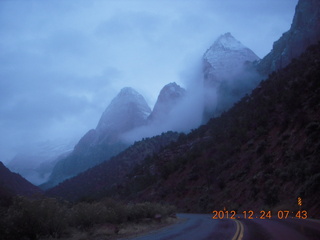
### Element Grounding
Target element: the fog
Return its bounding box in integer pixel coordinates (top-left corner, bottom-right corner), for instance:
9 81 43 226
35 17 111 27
207 63 265 118
121 59 205 143
0 0 298 166
121 54 264 144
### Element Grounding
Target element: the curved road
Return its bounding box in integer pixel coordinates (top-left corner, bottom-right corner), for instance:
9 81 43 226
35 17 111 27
120 214 235 240
242 217 320 240
121 214 320 240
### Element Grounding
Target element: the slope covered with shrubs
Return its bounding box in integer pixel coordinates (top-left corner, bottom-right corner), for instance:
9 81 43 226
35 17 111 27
117 42 320 215
45 43 320 217
0 196 176 240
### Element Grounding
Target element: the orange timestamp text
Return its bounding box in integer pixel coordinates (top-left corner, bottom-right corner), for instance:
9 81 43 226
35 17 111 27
212 210 308 219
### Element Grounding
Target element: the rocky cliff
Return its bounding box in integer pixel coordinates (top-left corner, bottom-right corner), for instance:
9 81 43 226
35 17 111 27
203 32 261 119
257 0 320 75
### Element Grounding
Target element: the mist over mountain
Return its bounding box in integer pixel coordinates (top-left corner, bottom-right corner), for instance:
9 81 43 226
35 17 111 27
42 82 196 189
126 42 320 214
43 0 320 216
203 33 262 120
7 154 58 186
120 82 194 143
6 140 74 185
96 87 151 141
41 88 151 189
47 40 320 215
42 32 272 190
148 82 186 122
12 1 310 200
121 35 263 144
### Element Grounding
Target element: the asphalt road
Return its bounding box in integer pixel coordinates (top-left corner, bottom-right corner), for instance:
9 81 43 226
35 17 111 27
121 213 320 240
242 217 320 240
120 213 236 240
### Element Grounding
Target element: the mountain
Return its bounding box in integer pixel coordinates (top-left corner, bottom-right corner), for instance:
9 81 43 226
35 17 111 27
44 0 320 217
203 32 261 119
0 161 42 204
117 42 320 215
257 0 320 75
203 32 260 81
46 42 320 217
120 82 191 143
41 87 151 189
148 82 186 122
96 87 151 141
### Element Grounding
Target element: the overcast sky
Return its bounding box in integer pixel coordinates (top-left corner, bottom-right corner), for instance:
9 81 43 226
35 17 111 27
0 0 298 163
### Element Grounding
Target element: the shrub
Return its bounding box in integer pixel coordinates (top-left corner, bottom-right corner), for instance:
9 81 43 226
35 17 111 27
127 202 176 222
3 197 68 240
0 196 176 239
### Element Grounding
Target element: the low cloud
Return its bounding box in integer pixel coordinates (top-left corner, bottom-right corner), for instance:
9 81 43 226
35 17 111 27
121 60 205 143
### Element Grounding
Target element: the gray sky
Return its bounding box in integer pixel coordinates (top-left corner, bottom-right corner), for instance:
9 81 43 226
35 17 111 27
0 0 298 163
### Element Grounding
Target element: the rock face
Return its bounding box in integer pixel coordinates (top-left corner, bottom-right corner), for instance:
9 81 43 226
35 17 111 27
257 0 320 75
41 87 151 189
119 82 188 143
96 87 151 141
203 33 261 119
203 32 260 83
148 82 186 122
0 161 42 199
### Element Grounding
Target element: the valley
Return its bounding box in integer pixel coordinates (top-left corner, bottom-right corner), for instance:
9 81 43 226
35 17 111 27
1 0 319 239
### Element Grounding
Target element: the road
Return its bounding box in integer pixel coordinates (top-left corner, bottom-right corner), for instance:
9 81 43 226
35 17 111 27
242 217 320 240
121 214 320 240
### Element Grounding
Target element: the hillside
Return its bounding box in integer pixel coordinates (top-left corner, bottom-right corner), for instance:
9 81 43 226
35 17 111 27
122 42 320 215
0 162 42 205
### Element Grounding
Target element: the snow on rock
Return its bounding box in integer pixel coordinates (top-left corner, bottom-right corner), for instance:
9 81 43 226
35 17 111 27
202 33 261 119
96 87 151 141
42 87 151 189
203 32 260 83
148 82 186 122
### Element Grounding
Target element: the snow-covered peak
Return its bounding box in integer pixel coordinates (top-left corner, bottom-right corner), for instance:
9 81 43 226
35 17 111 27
204 33 259 67
203 33 260 80
202 33 262 119
118 87 141 97
107 87 149 111
148 82 186 121
214 32 246 51
96 87 151 136
158 82 185 101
